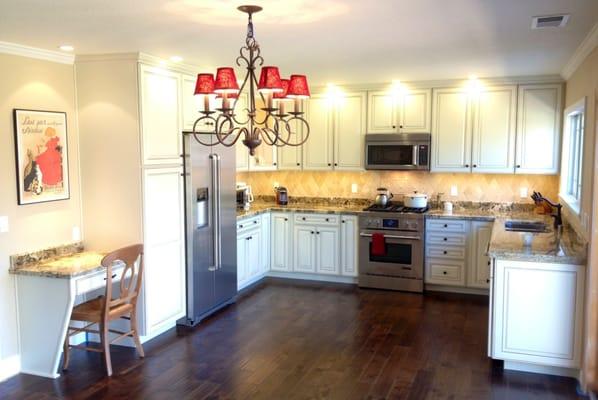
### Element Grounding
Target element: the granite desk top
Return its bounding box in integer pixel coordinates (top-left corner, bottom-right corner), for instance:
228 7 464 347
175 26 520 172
488 218 587 265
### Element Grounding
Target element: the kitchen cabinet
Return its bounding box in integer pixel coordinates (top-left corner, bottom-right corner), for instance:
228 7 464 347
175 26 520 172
515 84 562 174
293 214 340 275
237 228 261 290
270 213 293 272
303 92 367 170
316 226 340 275
277 115 304 170
293 225 317 273
490 259 584 371
261 213 271 274
340 215 358 277
468 221 493 288
367 89 431 134
431 85 517 173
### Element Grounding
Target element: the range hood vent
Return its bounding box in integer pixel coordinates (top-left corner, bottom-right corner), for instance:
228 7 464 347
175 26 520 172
532 14 570 29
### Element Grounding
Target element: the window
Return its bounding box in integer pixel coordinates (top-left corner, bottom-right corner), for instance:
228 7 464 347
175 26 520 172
560 98 586 214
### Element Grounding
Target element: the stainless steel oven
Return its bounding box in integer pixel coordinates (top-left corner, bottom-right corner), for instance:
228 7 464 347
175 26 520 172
358 212 424 292
365 133 431 170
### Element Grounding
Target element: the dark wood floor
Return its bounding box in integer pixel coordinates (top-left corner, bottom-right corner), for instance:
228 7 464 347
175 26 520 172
0 279 584 399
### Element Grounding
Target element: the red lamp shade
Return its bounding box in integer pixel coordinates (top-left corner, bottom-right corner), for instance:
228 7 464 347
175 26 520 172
287 75 310 98
258 66 283 93
194 73 215 95
273 79 290 99
214 67 239 94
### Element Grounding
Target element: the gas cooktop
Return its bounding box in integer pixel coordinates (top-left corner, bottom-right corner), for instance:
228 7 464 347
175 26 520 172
363 202 429 214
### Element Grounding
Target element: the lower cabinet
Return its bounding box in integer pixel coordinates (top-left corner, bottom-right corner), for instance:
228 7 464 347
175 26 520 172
292 214 341 275
468 221 493 288
340 216 358 277
490 259 585 371
237 215 266 290
271 213 293 272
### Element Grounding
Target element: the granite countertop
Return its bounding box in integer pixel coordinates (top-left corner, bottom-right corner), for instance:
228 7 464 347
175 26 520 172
9 251 112 279
237 202 366 219
488 217 587 265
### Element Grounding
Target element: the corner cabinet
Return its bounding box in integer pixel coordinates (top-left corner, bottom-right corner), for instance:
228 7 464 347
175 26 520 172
367 89 431 133
515 84 562 174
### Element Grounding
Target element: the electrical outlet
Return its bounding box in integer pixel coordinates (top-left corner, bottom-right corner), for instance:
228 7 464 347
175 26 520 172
0 216 8 233
520 187 528 198
72 226 81 241
351 183 358 193
450 185 458 196
273 181 279 189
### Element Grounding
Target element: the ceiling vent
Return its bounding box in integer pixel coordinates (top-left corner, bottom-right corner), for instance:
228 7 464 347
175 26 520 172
532 14 570 29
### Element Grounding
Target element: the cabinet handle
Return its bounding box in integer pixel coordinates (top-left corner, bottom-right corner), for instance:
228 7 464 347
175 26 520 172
302 217 306 221
284 218 288 221
516 165 521 168
473 164 477 168
325 218 330 222
486 279 490 283
443 237 448 241
316 232 320 235
296 163 300 166
239 224 243 229
334 163 338 166
392 125 396 129
273 162 277 166
328 163 332 166
444 224 448 228
246 236 252 240
254 220 258 224
488 261 491 266
342 220 345 223
465 164 470 168
311 231 314 234
104 274 117 281
443 251 447 255
443 271 447 275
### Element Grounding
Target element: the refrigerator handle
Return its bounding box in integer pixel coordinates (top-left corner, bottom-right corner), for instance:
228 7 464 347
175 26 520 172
210 153 222 271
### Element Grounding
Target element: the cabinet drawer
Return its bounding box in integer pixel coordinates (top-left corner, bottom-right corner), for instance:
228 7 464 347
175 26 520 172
426 232 467 246
426 245 466 260
237 216 261 232
425 259 465 286
426 219 469 233
75 265 124 296
294 213 339 225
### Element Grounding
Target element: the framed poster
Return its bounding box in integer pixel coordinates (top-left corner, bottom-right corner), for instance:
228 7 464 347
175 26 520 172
13 109 70 205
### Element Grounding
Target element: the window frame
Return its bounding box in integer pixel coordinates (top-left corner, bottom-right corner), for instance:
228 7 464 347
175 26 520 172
559 97 586 215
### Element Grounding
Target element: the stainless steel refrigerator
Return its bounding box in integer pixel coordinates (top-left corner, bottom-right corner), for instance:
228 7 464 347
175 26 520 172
178 132 237 327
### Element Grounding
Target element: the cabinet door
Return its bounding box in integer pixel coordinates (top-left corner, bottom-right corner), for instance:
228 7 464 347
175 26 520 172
340 215 358 277
142 167 185 334
399 89 431 133
367 91 397 133
247 231 261 279
471 86 517 173
431 88 472 172
277 121 303 170
303 95 334 169
335 92 367 170
237 233 248 288
250 142 278 171
139 65 182 166
515 84 562 174
316 226 340 275
293 225 317 273
271 213 292 271
261 213 271 273
492 260 584 368
468 221 493 288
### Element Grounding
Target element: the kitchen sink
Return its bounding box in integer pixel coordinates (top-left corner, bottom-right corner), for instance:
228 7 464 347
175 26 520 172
504 220 549 233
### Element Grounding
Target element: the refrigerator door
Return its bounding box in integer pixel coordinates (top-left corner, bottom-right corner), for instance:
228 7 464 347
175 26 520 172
182 133 237 325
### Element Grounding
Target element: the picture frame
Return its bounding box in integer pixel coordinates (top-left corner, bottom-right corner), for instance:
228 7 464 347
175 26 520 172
13 109 70 205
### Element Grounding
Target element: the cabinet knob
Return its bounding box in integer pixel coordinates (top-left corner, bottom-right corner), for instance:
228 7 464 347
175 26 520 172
443 237 448 241
254 220 258 224
488 261 491 266
302 217 306 221
334 163 338 166
297 163 300 166
486 279 490 283
399 125 403 129
316 231 320 235
328 163 332 166
239 224 243 228
325 218 330 222
311 231 314 234
273 162 277 166
444 224 448 228
473 164 477 168
516 165 521 168
284 218 288 221
465 164 470 168
443 250 447 255
443 271 447 275
392 125 396 129
342 220 345 223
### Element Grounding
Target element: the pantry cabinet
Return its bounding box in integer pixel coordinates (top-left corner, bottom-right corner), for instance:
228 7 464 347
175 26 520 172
367 89 431 133
515 84 562 174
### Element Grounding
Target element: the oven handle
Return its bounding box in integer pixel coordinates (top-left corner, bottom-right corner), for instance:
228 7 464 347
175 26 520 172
359 233 421 241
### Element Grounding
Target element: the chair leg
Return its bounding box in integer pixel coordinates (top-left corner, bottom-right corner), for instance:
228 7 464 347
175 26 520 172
62 330 71 371
100 322 113 377
130 311 145 358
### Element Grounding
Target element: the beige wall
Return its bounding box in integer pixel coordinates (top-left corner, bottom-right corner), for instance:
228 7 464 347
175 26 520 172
238 170 559 203
0 54 81 378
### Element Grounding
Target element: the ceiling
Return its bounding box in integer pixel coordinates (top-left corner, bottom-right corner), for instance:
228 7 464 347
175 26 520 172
0 0 597 85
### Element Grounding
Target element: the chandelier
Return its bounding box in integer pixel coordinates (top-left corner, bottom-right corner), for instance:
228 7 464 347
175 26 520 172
190 5 311 156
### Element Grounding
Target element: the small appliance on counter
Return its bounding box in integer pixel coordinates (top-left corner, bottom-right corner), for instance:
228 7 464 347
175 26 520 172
403 191 428 208
275 186 288 205
236 182 254 210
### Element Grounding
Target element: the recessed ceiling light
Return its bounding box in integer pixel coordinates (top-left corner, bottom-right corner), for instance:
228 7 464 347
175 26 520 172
170 56 183 63
58 45 74 52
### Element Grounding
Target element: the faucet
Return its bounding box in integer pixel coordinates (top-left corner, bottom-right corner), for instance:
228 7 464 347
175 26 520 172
531 192 562 229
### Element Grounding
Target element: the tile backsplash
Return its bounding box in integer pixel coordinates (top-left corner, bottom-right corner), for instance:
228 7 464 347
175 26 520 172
237 170 559 204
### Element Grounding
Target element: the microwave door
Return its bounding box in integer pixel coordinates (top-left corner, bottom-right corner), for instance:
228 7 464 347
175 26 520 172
366 143 416 169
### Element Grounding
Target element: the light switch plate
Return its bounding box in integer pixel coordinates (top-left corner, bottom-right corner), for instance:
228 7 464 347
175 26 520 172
450 185 458 196
520 187 528 198
72 226 81 241
351 183 358 193
0 216 8 233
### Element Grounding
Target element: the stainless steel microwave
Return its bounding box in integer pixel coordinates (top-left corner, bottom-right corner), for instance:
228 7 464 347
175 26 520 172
365 133 431 170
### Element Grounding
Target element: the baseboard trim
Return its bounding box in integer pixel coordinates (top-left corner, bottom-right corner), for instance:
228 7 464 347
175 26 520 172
267 271 357 284
19 368 59 379
504 360 579 378
0 355 21 382
425 284 489 296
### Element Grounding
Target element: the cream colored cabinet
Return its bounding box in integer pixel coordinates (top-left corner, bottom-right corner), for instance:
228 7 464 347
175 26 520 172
490 259 585 371
260 213 271 274
316 226 340 275
367 89 431 133
471 86 517 173
468 221 493 288
270 213 292 272
142 167 186 335
340 215 358 277
515 84 562 174
139 65 182 166
293 225 317 273
304 91 367 170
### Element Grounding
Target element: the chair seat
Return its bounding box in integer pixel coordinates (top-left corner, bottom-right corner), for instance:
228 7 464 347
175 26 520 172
71 296 134 322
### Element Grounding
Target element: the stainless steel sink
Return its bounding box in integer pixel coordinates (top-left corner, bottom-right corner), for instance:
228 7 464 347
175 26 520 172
504 220 549 233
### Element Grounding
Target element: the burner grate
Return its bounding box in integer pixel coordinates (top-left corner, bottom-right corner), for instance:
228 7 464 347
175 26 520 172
363 202 429 214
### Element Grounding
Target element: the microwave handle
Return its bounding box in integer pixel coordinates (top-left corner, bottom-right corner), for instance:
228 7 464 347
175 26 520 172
412 145 419 166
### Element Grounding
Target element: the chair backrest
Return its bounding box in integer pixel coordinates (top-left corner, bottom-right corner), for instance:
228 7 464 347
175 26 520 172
101 244 144 317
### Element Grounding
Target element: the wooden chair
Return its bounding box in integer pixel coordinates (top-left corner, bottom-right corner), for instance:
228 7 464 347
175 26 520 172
62 244 145 376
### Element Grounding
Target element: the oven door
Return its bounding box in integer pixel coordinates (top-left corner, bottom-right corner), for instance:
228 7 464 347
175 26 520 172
359 230 423 279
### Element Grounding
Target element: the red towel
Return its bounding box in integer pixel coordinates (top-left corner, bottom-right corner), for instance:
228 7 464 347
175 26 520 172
371 233 386 256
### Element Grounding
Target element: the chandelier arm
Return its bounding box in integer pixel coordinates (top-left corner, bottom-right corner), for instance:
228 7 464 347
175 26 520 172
278 115 310 147
259 126 279 146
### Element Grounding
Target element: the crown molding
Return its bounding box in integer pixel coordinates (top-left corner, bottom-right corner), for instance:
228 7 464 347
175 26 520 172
76 52 200 75
0 41 74 64
561 22 598 80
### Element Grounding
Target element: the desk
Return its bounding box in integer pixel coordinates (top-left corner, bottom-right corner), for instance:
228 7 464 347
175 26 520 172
9 252 123 378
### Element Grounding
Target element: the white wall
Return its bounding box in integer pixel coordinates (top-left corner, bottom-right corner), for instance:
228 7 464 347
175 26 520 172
0 53 81 380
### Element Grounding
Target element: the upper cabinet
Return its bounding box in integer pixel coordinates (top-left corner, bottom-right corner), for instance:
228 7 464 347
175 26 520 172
367 89 431 134
139 65 182 166
515 84 562 174
303 91 367 171
277 115 305 170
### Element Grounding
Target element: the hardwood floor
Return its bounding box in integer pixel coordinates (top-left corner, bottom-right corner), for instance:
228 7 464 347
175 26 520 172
0 279 584 399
